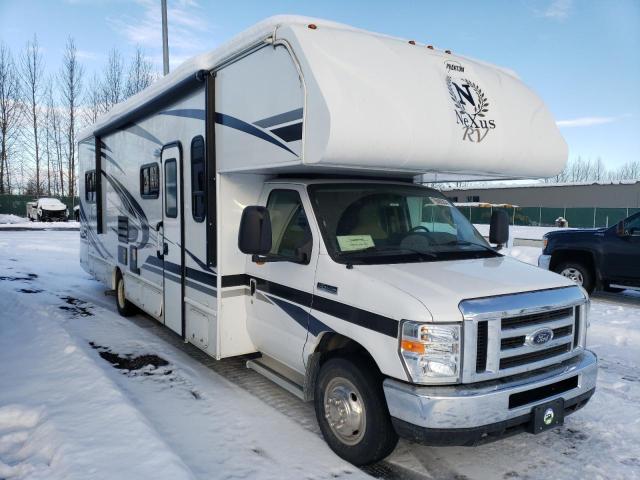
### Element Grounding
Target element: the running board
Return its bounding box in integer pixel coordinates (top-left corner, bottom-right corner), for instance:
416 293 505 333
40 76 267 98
246 358 305 400
610 284 640 291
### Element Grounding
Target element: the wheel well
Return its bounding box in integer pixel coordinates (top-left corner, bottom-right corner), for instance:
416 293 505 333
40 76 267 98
303 333 381 402
550 250 596 276
112 267 122 290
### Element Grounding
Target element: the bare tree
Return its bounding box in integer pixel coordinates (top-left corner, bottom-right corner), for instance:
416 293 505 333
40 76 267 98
124 46 153 99
84 72 104 126
101 48 124 111
0 43 22 194
21 35 44 196
59 37 83 199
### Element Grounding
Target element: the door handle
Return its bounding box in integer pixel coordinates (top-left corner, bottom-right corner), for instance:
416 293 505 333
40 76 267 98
249 278 256 296
163 243 169 255
156 221 165 259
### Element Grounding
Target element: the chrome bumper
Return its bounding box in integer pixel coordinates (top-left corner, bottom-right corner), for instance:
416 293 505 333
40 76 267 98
383 350 597 431
538 254 551 270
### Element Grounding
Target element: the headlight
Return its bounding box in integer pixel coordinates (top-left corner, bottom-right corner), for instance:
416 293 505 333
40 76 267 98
399 321 461 384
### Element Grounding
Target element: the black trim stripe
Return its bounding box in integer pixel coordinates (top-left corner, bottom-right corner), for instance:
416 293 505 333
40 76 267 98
270 122 302 142
254 108 303 128
222 275 398 338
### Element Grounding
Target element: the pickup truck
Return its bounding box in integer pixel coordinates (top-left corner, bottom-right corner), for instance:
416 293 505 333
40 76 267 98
538 212 640 293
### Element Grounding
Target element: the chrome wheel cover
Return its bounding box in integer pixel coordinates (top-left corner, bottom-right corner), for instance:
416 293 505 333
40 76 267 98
560 267 584 285
323 377 366 446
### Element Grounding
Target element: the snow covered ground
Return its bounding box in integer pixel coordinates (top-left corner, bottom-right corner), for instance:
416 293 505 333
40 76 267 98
1 231 639 480
0 215 79 230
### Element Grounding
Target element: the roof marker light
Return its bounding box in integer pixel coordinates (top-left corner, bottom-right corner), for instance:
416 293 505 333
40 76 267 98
308 24 317 30
408 40 416 45
427 45 434 50
445 49 452 54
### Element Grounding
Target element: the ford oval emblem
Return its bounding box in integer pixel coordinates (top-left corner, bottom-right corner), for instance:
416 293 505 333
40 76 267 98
525 328 554 347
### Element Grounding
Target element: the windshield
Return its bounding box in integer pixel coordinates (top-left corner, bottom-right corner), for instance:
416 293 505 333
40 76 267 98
308 183 496 264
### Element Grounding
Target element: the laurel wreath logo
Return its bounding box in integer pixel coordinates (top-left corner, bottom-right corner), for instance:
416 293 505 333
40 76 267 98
446 76 490 121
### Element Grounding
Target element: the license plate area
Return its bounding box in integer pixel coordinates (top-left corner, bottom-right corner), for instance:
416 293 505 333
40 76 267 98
530 398 565 434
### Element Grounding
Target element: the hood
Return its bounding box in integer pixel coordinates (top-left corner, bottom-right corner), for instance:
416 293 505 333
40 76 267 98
546 228 605 237
38 200 66 210
358 256 576 323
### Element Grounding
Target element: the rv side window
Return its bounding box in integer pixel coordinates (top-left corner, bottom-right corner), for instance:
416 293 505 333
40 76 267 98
85 170 96 203
140 163 159 199
266 189 312 263
164 159 177 218
191 136 205 222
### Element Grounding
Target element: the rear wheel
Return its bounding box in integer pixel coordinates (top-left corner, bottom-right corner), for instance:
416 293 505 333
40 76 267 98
115 271 136 317
554 261 594 294
314 356 398 466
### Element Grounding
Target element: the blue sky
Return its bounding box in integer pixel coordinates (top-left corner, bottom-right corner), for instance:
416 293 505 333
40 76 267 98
1 0 638 169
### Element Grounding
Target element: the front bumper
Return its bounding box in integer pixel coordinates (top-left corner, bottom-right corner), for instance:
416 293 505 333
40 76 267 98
538 254 551 270
383 350 597 445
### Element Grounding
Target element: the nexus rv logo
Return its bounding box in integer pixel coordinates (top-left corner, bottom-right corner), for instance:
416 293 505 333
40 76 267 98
446 74 496 143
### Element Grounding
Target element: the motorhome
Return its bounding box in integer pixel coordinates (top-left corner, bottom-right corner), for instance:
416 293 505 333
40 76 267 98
78 16 597 465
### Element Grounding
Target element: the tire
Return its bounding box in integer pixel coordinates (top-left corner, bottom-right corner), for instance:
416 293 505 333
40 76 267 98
115 271 136 317
314 356 398 466
554 261 594 294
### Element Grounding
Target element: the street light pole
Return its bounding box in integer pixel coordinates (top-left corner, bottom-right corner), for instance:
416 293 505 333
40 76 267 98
161 0 169 76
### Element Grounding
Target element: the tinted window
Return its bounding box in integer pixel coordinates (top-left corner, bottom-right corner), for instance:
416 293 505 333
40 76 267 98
164 159 177 218
266 190 312 263
191 136 206 222
140 163 159 199
85 170 96 203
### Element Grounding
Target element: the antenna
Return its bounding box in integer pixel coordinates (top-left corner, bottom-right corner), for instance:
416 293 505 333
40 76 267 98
161 0 170 75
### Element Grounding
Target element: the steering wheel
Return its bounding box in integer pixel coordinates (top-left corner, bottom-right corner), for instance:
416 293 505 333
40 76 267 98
408 225 430 233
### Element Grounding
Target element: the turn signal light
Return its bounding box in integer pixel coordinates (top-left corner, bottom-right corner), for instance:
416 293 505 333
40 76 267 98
401 340 426 354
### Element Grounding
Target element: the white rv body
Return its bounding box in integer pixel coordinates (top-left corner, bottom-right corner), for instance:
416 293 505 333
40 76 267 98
78 16 596 465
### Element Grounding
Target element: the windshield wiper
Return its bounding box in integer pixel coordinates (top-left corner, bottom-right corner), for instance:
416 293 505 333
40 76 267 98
337 245 437 260
442 240 499 254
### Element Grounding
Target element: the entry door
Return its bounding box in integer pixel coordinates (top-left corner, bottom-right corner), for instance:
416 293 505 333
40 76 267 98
245 186 319 373
161 144 184 335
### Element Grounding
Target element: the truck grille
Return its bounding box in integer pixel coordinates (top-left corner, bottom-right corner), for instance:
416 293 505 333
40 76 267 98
460 287 588 383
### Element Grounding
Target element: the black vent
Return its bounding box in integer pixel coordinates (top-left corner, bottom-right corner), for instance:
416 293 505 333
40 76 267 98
118 216 129 243
573 306 581 348
500 344 571 370
476 321 488 373
501 307 573 330
509 376 578 409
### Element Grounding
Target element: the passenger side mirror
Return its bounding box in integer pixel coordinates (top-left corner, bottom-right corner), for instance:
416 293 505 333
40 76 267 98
489 210 509 249
238 206 272 255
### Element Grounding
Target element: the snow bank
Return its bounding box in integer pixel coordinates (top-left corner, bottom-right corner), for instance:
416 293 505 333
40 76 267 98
474 224 575 240
0 214 26 224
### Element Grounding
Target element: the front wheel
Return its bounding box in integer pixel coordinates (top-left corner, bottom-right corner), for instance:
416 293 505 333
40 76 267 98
115 272 136 317
314 356 398 466
554 261 594 294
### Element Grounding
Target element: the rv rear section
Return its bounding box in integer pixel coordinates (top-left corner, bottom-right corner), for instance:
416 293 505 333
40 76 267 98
77 16 596 466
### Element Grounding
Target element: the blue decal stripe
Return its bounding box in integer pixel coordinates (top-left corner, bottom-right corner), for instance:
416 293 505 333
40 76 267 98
266 294 332 337
254 108 303 128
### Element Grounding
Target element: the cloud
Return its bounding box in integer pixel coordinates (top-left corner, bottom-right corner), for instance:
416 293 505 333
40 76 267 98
556 115 627 128
542 0 572 20
107 0 211 67
75 50 100 61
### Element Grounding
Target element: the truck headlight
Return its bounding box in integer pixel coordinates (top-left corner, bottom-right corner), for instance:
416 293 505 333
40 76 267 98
399 321 461 384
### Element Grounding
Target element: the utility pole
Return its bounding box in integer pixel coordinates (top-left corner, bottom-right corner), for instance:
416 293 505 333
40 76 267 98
161 0 169 76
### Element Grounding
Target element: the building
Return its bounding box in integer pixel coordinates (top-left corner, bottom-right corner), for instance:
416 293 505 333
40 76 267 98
442 181 640 208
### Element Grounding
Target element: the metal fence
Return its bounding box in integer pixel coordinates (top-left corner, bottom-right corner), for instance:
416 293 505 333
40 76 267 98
0 195 78 217
457 206 640 228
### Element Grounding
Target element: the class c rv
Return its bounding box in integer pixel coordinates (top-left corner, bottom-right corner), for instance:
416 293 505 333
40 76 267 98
78 16 597 465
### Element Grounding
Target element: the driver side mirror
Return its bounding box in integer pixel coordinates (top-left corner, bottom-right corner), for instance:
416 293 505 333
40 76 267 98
489 210 509 249
238 206 272 255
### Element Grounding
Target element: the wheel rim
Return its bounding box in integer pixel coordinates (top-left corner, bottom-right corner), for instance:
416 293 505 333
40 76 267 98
117 278 126 308
323 377 366 446
560 267 584 285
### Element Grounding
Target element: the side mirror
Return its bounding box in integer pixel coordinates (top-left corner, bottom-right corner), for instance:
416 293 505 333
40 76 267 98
238 206 272 255
489 210 509 248
616 221 626 237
